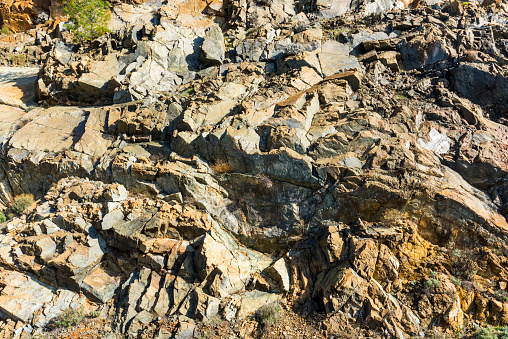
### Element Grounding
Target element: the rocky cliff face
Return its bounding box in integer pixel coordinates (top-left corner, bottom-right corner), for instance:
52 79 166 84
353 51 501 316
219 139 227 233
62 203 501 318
1 0 508 338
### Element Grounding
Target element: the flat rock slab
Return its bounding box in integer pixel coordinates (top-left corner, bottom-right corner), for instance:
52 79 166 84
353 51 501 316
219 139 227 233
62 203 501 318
9 107 87 152
0 66 38 109
0 270 55 322
0 104 25 144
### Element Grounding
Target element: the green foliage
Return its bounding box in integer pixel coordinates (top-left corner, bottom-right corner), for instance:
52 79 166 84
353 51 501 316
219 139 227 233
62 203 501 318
53 307 85 328
9 54 26 66
424 278 441 289
475 326 496 339
257 302 283 327
64 0 111 43
25 105 36 112
0 26 11 36
495 290 508 302
10 194 34 215
499 326 508 339
450 276 461 287
0 213 6 223
88 310 100 318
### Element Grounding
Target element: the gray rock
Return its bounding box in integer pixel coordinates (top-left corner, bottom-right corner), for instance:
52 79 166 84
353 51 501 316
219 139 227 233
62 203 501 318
201 26 226 66
318 40 360 77
33 235 56 261
0 270 55 323
101 209 125 231
41 219 60 234
450 63 508 106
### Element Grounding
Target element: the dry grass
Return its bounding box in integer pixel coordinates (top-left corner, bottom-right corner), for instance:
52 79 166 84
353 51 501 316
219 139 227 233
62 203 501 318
210 160 234 174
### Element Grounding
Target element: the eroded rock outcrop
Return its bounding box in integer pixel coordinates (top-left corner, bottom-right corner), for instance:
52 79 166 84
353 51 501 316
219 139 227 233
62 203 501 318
1 0 508 338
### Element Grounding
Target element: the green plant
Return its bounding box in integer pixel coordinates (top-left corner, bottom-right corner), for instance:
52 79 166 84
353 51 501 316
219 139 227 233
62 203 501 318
9 54 26 66
495 290 508 302
499 326 508 339
205 315 223 326
424 278 441 289
88 310 100 318
10 194 34 215
63 0 111 43
25 105 36 112
257 302 283 327
0 213 5 223
7 213 13 220
451 248 478 280
450 276 461 287
53 307 85 328
0 26 11 36
176 86 195 101
474 325 496 339
410 280 417 286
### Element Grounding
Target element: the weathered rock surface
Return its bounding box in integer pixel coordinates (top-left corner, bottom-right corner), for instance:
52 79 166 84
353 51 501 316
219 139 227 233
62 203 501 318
1 0 508 338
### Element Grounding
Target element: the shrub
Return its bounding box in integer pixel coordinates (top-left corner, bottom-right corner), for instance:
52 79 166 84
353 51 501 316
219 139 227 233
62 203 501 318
53 307 85 328
9 54 26 66
450 276 461 287
499 326 508 339
451 248 478 280
424 278 441 289
475 326 496 339
88 310 100 318
10 194 34 215
256 302 283 327
495 290 508 302
0 26 11 37
64 0 111 43
0 213 5 223
210 160 234 174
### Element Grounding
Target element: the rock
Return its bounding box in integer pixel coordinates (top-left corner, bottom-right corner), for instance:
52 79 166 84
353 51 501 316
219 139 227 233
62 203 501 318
8 108 86 153
101 209 125 231
231 291 280 319
0 66 38 109
81 265 121 303
103 184 128 202
418 128 450 154
399 27 456 69
41 219 60 234
313 262 367 316
0 270 55 322
265 258 291 292
318 40 360 77
32 235 56 261
201 25 225 66
450 63 508 106
316 0 352 19
194 226 272 297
